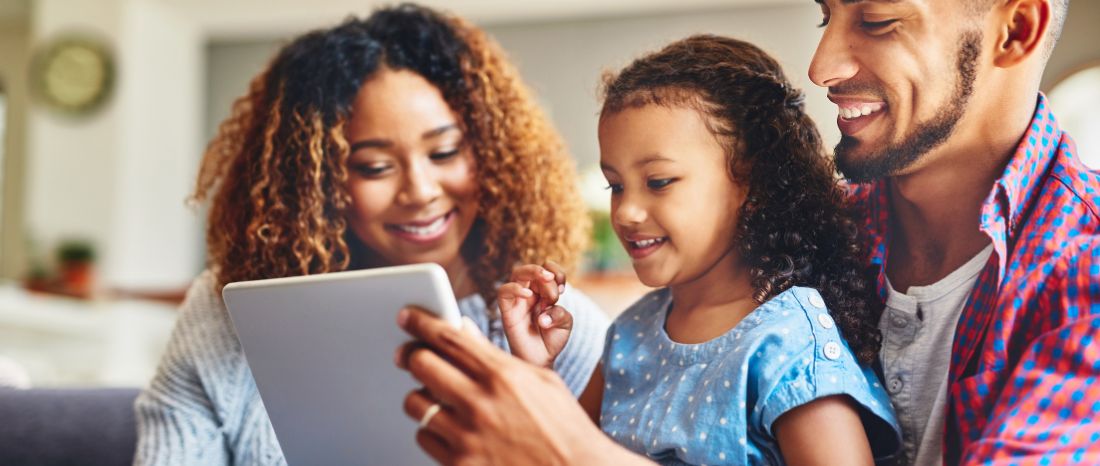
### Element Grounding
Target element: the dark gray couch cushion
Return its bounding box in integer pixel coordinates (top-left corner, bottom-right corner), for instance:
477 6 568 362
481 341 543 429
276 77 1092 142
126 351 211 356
0 388 140 466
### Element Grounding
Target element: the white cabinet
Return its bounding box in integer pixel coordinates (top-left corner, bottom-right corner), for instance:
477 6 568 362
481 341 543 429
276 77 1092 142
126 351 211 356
0 283 177 387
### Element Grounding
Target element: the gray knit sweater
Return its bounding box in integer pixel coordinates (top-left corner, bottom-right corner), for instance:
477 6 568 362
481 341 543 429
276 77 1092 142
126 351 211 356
133 270 609 465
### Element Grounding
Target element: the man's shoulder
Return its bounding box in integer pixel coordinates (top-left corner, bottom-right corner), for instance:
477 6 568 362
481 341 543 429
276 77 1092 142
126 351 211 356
1048 134 1100 222
1017 136 1100 254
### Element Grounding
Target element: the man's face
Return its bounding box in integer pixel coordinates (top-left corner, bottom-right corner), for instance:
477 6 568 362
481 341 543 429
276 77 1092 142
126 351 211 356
809 0 984 183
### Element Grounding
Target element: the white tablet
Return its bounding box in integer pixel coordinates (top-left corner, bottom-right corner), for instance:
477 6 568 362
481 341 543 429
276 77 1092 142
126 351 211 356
222 263 462 466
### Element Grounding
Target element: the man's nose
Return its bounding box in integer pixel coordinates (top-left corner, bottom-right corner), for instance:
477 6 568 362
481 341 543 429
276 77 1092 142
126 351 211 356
809 25 859 88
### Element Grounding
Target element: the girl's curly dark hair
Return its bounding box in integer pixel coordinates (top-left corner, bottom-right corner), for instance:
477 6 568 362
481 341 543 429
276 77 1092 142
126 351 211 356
600 35 882 364
194 4 589 305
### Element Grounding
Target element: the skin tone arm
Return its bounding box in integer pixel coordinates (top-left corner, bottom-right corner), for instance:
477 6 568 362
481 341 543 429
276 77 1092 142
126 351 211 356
396 306 652 466
774 396 875 466
577 365 604 424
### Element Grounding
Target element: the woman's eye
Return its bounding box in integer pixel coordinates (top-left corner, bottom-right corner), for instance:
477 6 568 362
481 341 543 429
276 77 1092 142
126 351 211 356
860 19 898 31
605 183 623 194
646 178 675 190
352 164 391 177
429 149 460 161
817 16 829 28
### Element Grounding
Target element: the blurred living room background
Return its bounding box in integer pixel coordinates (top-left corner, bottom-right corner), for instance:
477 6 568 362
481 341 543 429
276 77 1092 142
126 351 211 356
0 0 1096 392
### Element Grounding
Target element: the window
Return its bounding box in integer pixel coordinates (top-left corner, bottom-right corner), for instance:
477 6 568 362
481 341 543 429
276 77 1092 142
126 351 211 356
1049 64 1100 169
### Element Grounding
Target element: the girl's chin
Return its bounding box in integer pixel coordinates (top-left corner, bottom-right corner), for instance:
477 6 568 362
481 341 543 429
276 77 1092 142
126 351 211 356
633 268 672 288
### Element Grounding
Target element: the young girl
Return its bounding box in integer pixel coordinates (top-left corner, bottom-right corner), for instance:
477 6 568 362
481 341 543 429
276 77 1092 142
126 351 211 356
499 35 902 465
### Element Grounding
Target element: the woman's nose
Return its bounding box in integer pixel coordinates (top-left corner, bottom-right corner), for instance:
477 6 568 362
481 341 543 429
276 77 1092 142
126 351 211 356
396 158 443 207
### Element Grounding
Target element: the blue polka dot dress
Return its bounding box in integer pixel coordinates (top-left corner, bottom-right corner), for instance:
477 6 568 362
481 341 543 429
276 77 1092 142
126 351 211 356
599 287 902 465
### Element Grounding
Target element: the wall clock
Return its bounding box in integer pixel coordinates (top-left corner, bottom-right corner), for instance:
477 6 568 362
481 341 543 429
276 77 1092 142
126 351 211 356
31 36 115 116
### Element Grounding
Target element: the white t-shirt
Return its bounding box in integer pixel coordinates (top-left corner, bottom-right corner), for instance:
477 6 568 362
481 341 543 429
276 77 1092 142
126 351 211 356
880 244 994 466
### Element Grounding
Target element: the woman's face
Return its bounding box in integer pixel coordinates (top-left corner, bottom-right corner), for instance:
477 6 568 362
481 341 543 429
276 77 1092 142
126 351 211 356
344 67 479 273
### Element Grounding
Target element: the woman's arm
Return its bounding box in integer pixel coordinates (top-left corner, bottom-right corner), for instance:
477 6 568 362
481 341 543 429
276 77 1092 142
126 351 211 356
773 395 874 466
133 274 232 466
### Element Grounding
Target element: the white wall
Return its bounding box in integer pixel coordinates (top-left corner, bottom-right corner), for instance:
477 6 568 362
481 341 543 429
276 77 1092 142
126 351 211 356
1041 0 1100 91
24 0 203 290
204 41 280 141
486 4 832 172
0 20 30 280
106 0 204 288
205 3 832 177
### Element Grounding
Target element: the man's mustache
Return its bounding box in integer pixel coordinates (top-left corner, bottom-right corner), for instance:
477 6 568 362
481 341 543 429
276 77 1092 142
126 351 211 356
828 82 888 100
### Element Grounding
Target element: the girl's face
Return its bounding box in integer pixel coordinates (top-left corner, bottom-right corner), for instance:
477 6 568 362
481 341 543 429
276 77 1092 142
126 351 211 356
344 67 479 273
598 105 747 288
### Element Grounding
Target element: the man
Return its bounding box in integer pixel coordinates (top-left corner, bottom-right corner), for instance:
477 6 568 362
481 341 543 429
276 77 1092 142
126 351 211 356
395 0 1099 464
810 0 1095 464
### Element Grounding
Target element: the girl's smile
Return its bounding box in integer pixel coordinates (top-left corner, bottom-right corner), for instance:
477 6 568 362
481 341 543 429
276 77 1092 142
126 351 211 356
623 234 669 259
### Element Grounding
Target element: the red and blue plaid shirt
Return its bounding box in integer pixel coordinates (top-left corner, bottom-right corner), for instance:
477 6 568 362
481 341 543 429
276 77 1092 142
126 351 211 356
849 94 1100 465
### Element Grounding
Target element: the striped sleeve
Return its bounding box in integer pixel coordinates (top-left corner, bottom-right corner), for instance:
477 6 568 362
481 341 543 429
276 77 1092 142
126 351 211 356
551 285 611 396
132 272 235 466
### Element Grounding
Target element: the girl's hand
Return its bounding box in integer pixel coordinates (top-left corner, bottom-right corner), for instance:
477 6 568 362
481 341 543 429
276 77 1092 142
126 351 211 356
497 261 573 368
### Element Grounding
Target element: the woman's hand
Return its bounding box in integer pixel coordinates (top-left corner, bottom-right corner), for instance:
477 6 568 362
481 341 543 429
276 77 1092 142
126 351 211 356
497 261 573 369
395 306 652 466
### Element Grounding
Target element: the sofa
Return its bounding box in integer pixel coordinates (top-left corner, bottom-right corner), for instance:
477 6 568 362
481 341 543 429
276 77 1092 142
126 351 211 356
0 387 140 466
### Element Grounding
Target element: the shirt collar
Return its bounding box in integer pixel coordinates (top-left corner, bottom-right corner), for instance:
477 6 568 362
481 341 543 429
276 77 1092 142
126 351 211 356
855 93 1062 286
977 93 1062 282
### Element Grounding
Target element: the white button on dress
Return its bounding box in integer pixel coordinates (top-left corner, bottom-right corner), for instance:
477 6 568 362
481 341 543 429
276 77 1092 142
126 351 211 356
809 294 826 308
817 313 835 329
823 342 842 360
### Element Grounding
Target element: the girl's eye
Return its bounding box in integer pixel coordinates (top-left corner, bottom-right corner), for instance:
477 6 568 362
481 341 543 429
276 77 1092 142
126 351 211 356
817 16 829 28
605 183 623 194
860 19 898 32
646 178 675 190
429 149 460 161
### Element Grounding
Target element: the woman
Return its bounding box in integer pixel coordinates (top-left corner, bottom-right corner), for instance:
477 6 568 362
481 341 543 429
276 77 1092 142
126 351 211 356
133 5 608 464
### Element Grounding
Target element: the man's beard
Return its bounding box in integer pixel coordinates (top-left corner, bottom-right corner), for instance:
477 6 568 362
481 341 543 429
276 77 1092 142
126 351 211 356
835 30 982 183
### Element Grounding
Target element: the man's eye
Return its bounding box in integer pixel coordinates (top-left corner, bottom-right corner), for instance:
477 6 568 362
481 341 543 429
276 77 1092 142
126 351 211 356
861 19 898 31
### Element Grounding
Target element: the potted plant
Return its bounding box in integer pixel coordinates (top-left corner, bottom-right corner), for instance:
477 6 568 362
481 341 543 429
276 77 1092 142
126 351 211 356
57 240 96 298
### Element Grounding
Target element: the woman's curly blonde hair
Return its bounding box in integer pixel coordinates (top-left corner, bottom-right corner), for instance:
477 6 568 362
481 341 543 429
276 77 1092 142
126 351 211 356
193 4 589 304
